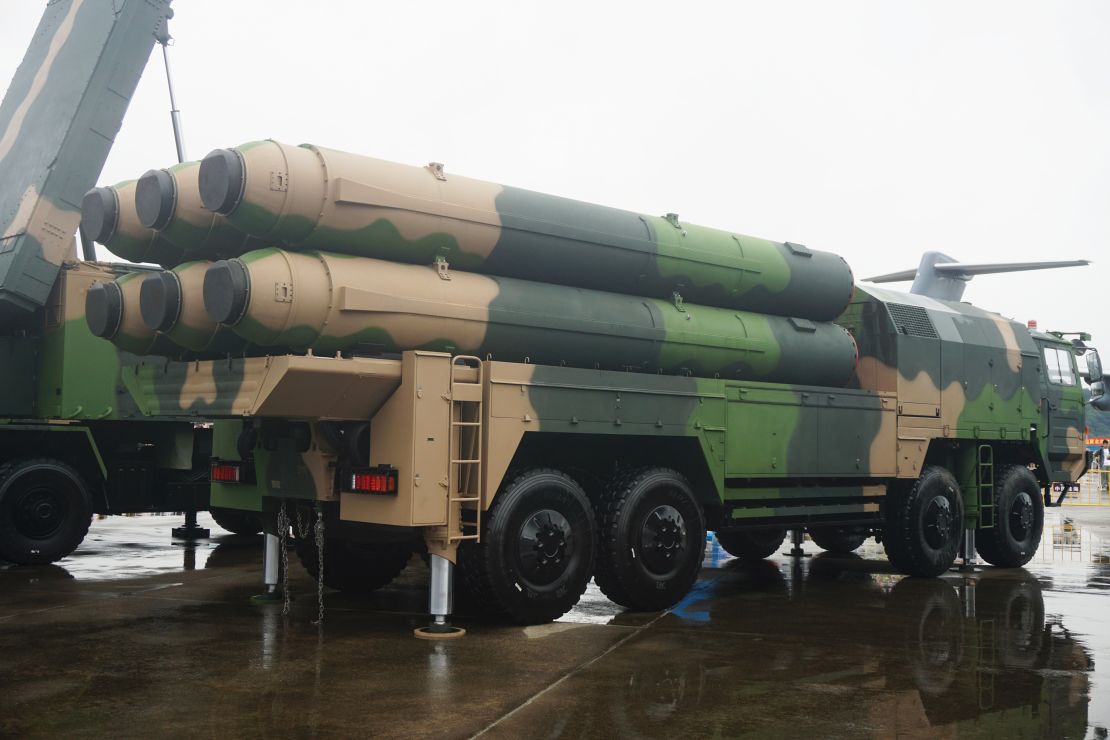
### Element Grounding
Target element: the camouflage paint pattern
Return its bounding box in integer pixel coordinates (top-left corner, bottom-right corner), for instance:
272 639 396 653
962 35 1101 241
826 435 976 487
0 0 172 318
124 274 1092 532
138 260 251 354
838 284 1086 486
81 181 184 266
135 161 260 259
208 248 859 386
198 140 854 321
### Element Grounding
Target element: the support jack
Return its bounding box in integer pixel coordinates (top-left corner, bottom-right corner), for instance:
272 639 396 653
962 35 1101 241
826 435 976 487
172 510 210 540
958 527 979 572
250 532 283 603
784 528 810 558
414 554 466 640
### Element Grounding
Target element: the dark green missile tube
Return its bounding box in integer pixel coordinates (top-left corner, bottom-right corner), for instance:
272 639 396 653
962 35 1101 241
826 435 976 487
203 248 858 386
198 140 854 321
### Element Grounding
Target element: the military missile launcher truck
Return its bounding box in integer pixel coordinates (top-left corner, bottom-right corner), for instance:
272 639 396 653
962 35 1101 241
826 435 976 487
79 136 1108 632
0 0 264 566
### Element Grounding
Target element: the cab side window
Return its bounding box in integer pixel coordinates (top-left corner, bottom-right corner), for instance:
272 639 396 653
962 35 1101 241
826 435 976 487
1044 347 1076 386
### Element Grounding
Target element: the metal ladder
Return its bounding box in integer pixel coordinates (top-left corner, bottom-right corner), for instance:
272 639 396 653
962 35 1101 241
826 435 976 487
447 355 483 544
977 445 995 528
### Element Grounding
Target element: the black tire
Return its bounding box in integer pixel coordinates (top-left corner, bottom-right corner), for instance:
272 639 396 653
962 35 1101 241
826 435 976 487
974 465 1044 568
468 468 596 624
0 458 93 565
809 526 868 554
296 537 413 593
594 467 706 611
883 466 964 577
209 507 263 536
715 528 786 560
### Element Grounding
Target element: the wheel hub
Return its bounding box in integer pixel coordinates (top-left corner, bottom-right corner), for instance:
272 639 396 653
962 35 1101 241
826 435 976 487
13 486 65 539
518 508 573 586
923 496 954 550
1009 492 1035 541
639 505 687 576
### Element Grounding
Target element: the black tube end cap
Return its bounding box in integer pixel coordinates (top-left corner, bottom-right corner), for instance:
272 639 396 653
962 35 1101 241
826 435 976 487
199 148 245 215
140 271 181 332
204 259 249 325
81 187 118 244
135 169 177 230
86 281 123 338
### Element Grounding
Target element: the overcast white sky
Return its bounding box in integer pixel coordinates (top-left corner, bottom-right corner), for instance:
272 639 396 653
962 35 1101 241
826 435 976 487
2 0 1107 348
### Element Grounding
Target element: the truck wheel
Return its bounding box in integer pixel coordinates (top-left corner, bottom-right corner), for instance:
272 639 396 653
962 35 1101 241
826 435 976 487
473 468 596 624
883 466 963 577
715 528 786 560
974 466 1044 568
0 458 93 565
594 468 706 611
209 507 263 536
296 537 413 593
809 526 868 554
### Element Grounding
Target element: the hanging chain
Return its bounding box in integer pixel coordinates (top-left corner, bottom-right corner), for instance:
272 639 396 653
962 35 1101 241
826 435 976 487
312 501 325 626
276 500 291 616
296 507 309 540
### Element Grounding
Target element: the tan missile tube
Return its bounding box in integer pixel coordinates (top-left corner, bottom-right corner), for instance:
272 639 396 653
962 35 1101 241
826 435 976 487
198 139 856 321
81 182 184 266
139 260 252 354
135 161 261 260
204 248 858 386
85 270 181 356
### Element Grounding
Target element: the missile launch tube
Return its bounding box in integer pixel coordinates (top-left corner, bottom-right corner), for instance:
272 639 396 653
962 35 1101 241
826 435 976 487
202 248 858 386
139 261 252 354
135 161 261 260
199 140 854 321
81 182 184 266
85 271 180 356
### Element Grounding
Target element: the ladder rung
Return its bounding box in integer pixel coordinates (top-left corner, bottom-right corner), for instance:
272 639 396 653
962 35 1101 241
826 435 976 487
451 421 481 427
451 496 480 503
449 534 480 542
451 458 481 464
451 384 482 402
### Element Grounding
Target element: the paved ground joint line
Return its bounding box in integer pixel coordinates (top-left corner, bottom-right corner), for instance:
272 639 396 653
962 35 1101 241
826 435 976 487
470 567 728 738
470 611 666 738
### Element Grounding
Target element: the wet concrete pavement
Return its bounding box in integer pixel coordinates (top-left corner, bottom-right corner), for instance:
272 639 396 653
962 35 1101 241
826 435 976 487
1 508 1108 739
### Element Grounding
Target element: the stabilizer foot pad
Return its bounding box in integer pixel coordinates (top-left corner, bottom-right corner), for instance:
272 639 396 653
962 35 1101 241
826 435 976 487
414 625 466 640
172 526 210 540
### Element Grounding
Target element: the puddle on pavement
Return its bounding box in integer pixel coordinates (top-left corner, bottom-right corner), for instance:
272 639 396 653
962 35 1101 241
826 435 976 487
0 509 1107 737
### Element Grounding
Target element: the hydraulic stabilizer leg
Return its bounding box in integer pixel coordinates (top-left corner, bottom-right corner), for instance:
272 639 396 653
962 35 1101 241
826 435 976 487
251 507 283 603
960 528 977 571
786 528 810 557
415 554 466 640
171 509 210 540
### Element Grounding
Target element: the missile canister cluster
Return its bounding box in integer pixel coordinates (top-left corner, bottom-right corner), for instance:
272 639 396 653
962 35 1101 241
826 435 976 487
82 139 860 386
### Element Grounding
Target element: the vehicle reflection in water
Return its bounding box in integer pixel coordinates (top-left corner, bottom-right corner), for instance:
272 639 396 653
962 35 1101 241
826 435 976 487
535 553 1095 739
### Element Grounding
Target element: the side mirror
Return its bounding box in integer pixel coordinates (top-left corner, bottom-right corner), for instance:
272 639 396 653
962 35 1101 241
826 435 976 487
1083 349 1104 384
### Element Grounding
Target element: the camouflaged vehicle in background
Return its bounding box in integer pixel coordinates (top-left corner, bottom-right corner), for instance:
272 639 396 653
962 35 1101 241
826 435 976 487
79 136 1108 629
0 0 264 566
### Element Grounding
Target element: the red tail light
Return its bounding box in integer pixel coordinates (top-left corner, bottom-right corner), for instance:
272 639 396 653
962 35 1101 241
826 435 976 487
210 461 242 482
348 467 398 494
